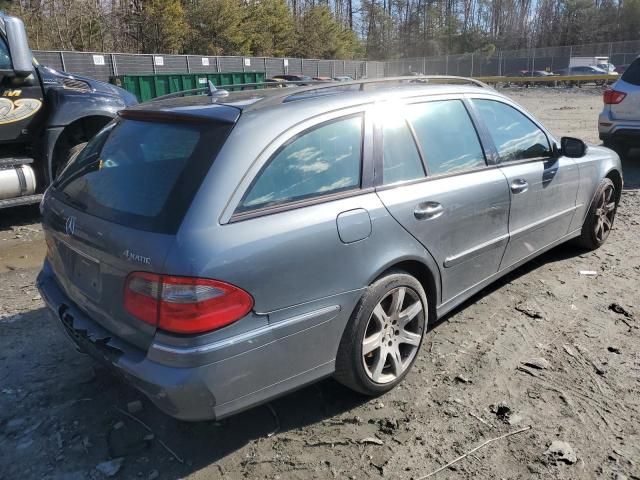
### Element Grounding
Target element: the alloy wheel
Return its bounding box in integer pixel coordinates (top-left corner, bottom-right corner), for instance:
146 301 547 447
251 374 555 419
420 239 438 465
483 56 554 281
594 183 616 243
362 286 424 384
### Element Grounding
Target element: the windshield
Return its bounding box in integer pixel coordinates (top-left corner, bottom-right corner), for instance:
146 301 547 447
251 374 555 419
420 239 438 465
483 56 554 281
53 118 233 233
0 36 12 69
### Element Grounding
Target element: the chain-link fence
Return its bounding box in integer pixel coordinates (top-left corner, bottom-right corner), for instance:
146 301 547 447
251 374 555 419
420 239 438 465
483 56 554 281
385 39 640 77
33 39 639 83
33 50 386 83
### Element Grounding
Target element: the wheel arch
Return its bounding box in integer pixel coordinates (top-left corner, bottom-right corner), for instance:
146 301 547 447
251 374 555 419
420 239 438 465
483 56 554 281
605 168 623 205
370 258 440 324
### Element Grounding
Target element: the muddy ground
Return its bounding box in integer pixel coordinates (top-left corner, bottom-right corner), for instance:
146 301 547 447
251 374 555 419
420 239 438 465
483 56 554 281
0 87 638 480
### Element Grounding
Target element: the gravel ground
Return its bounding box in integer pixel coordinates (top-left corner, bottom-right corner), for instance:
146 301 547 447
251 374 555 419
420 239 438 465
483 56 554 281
1 87 638 480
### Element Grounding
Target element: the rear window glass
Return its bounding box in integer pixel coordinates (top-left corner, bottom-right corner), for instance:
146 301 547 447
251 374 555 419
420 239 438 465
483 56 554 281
53 118 232 233
622 59 640 86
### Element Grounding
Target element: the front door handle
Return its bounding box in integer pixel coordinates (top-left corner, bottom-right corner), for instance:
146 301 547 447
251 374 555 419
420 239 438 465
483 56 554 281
414 202 444 220
510 179 529 194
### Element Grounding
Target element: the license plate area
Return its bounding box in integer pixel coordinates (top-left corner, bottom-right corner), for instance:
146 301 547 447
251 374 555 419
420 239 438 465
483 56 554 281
56 240 102 301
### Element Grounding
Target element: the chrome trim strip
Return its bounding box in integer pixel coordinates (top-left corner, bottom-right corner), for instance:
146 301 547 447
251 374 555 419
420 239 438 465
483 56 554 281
510 205 577 240
151 304 341 356
55 237 100 264
444 234 509 268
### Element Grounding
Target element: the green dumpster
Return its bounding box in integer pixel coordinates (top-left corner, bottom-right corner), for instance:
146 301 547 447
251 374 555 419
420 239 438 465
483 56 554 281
110 71 266 102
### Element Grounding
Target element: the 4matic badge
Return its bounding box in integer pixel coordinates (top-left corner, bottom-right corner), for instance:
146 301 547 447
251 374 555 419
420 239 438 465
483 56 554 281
123 249 151 265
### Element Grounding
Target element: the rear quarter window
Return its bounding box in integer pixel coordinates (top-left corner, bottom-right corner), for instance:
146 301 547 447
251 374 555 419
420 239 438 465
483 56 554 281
621 59 640 86
237 115 363 213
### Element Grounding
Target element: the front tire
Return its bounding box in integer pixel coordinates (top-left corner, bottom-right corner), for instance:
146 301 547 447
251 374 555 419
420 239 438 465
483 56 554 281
576 178 617 250
334 272 427 395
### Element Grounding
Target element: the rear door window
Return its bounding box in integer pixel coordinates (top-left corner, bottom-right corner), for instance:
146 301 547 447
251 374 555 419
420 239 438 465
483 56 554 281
54 118 232 233
406 100 486 175
382 116 424 184
621 59 640 86
238 115 362 212
472 99 551 162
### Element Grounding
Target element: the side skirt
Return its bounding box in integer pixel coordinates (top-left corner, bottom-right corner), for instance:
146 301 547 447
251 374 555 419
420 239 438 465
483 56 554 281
435 228 582 320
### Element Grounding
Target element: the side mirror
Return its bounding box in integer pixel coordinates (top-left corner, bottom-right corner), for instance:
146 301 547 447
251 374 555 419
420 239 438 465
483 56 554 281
560 137 587 158
4 16 33 77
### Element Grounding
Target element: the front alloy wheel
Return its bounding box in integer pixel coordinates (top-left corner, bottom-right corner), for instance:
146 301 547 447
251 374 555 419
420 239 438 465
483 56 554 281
594 182 616 243
576 177 617 250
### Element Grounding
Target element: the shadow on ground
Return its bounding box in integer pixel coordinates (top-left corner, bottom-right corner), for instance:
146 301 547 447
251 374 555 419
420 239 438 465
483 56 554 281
0 305 370 478
0 234 595 479
0 204 40 231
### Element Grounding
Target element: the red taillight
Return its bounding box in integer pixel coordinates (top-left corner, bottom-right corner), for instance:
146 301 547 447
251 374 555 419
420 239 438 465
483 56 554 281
603 89 627 104
124 272 161 326
124 273 253 334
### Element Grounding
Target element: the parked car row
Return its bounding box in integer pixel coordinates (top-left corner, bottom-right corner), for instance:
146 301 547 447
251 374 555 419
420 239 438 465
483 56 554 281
509 65 613 77
265 74 355 86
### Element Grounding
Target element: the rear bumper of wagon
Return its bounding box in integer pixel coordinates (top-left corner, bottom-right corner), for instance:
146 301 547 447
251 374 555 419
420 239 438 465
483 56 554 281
37 260 352 421
38 262 219 420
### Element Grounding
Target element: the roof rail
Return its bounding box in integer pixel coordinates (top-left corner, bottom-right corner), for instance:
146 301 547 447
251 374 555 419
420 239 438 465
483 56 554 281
342 75 490 91
271 75 491 104
150 75 489 103
152 80 330 101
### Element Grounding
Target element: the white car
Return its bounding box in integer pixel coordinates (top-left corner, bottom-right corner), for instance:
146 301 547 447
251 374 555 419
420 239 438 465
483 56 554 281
599 56 640 157
597 62 618 75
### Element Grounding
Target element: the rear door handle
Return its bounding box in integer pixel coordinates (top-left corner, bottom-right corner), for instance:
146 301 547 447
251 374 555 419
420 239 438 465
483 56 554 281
414 202 444 220
510 179 529 194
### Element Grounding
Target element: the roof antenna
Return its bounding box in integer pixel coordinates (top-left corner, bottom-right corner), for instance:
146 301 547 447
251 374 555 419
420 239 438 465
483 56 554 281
207 80 229 102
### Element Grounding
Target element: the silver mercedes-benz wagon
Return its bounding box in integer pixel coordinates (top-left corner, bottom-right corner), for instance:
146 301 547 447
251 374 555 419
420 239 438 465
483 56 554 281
38 77 622 421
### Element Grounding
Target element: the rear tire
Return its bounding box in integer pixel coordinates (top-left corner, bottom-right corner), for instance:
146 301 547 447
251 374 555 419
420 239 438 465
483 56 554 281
334 272 427 396
55 142 87 179
575 178 617 250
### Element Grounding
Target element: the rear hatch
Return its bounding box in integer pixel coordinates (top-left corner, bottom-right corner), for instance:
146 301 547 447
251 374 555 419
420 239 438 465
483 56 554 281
611 59 640 121
42 106 238 350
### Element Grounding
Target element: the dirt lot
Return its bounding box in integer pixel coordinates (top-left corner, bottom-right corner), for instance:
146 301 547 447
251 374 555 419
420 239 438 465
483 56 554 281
1 87 638 480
